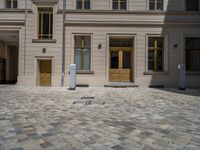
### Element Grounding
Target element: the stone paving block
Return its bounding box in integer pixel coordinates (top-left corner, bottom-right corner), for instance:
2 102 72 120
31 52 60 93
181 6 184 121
0 86 200 150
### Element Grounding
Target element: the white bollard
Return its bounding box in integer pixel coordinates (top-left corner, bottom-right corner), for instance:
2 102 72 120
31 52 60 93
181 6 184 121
69 64 76 90
178 64 186 90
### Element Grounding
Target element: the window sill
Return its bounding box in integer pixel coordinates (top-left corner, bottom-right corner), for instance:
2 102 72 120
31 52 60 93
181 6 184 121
68 70 95 75
32 39 57 43
186 72 200 75
0 9 32 13
143 71 169 75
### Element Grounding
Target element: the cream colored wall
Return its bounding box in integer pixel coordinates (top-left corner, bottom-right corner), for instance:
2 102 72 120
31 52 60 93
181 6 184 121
0 0 189 11
0 0 200 87
55 0 187 11
64 26 200 87
17 3 63 87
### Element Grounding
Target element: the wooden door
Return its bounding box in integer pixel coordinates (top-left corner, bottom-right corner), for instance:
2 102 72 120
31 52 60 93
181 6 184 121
109 48 132 82
39 60 52 86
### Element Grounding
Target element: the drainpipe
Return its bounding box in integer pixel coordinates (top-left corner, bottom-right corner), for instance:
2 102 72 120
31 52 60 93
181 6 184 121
61 0 66 87
24 0 28 76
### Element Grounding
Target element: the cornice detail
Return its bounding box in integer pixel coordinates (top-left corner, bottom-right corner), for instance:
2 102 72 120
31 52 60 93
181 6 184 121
65 20 200 28
0 19 25 25
31 0 58 5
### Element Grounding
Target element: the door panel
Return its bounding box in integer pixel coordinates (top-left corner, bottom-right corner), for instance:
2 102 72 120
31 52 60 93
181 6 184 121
109 48 132 82
109 69 121 82
39 60 52 86
110 51 119 69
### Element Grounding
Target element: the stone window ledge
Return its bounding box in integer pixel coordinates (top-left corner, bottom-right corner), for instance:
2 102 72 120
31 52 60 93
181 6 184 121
143 71 169 75
32 39 57 43
68 70 95 75
186 72 200 75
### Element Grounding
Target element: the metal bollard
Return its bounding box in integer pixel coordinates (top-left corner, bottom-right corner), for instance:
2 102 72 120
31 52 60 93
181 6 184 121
69 64 76 90
178 64 186 90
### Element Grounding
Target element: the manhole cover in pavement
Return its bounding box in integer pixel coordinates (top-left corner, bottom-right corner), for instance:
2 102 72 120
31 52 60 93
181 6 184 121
73 97 105 106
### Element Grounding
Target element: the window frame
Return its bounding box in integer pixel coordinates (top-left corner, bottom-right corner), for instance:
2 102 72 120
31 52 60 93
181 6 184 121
185 0 200 11
147 0 164 11
76 0 91 10
146 35 168 73
37 7 53 40
111 0 128 10
73 34 92 71
184 36 200 73
4 0 18 9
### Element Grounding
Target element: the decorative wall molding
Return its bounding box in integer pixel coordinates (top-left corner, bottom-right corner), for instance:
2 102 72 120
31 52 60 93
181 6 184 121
0 20 25 25
65 20 200 28
31 0 58 5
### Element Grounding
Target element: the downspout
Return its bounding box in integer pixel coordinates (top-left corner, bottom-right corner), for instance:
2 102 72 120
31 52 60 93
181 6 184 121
61 0 66 86
24 0 28 76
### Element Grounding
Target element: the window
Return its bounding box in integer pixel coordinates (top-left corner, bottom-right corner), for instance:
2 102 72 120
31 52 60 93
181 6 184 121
74 36 91 70
185 37 200 71
113 0 127 10
149 0 163 11
38 8 53 39
186 0 199 11
110 38 133 47
148 37 164 72
5 0 18 9
76 0 90 10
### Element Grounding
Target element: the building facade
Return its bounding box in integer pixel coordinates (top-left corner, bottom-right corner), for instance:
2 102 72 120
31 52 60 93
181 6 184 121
0 0 200 87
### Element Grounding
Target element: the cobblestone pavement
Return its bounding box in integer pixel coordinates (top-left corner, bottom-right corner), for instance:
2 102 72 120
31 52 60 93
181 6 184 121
0 86 200 150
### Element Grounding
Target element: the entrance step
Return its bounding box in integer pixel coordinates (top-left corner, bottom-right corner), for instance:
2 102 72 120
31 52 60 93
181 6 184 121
104 82 139 88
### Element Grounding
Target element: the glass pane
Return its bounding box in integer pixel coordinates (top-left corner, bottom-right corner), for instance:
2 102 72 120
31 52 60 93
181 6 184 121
148 50 154 70
75 48 82 70
113 0 118 10
83 48 90 70
148 37 155 47
186 0 199 11
50 14 53 35
77 0 82 9
186 37 200 50
149 0 155 10
43 13 50 35
123 51 131 69
110 38 133 47
148 37 164 71
83 36 91 47
13 0 18 8
157 37 164 48
186 37 200 71
6 0 11 8
39 13 42 35
84 0 90 9
110 51 119 69
157 50 163 71
120 0 127 10
148 37 164 48
190 51 200 71
157 0 163 10
74 36 82 46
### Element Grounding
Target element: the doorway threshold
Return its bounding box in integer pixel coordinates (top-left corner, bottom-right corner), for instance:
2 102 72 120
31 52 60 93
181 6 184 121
104 82 139 88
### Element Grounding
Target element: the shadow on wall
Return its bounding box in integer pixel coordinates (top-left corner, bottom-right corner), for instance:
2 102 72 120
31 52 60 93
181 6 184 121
150 0 200 96
150 0 182 89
